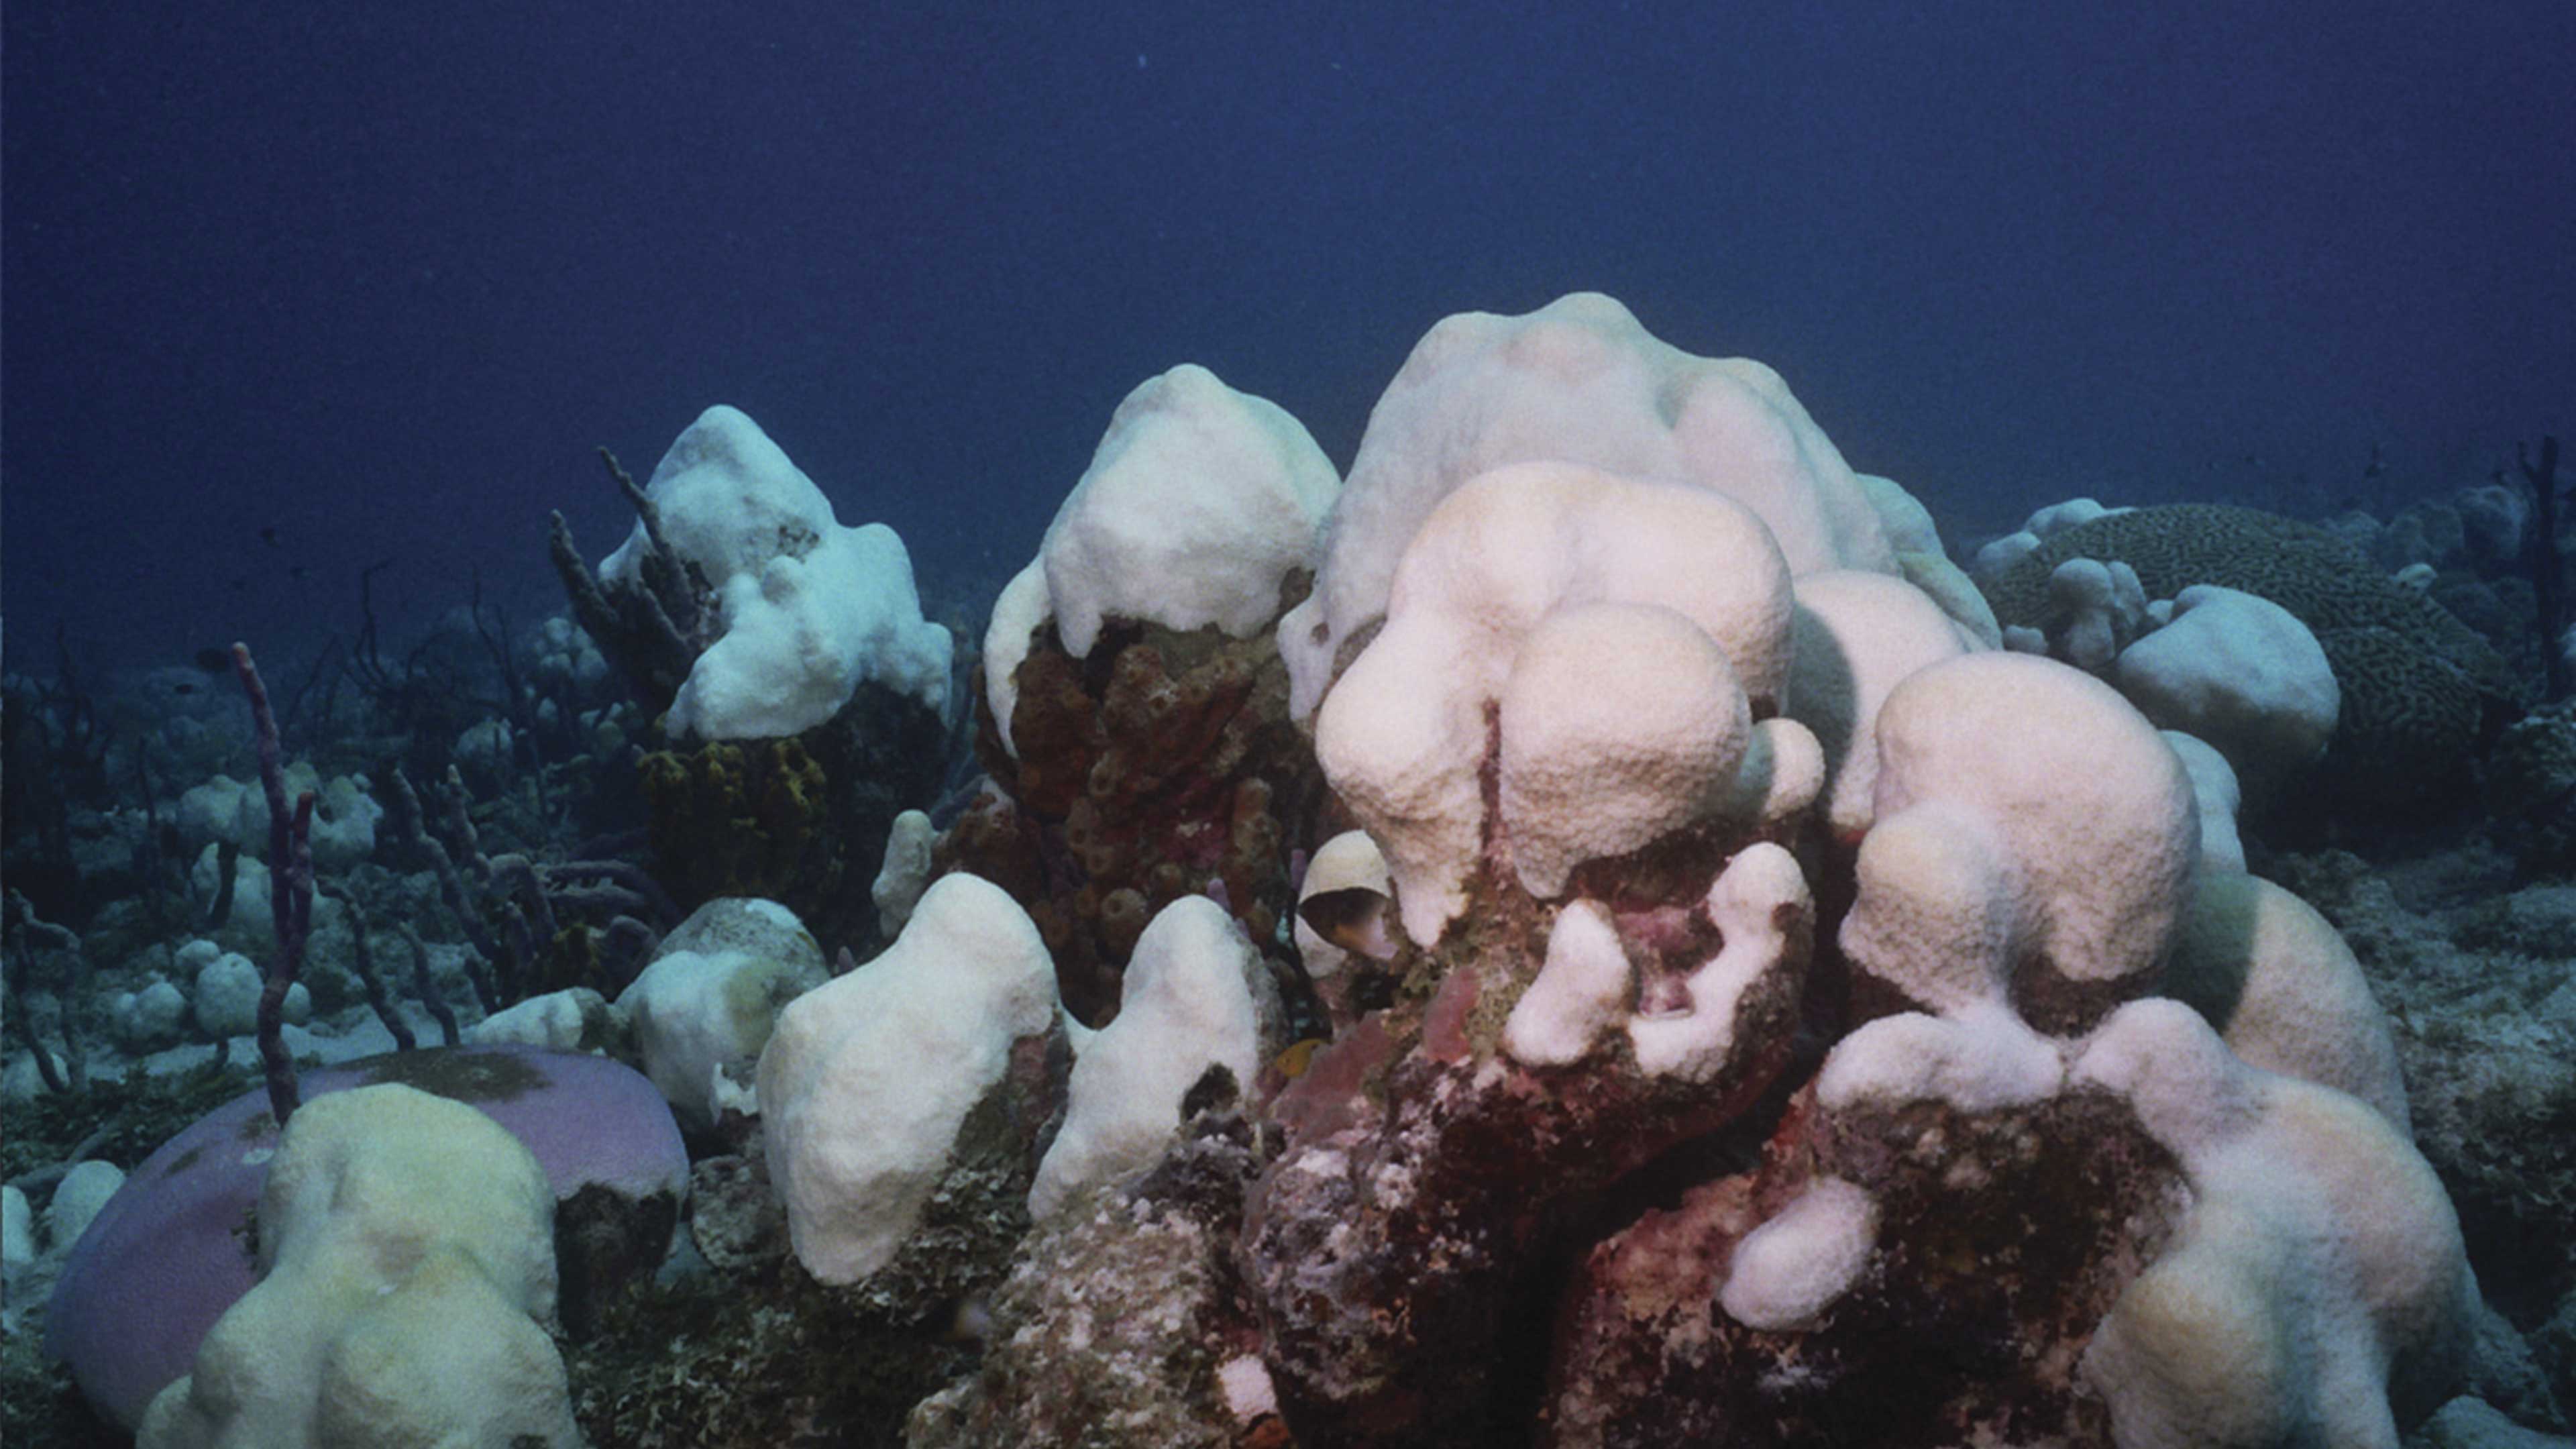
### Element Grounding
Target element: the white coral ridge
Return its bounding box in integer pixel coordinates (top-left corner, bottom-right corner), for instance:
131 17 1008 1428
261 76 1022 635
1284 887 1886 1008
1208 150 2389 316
981 559 1051 761
139 1085 579 1449
1314 461 1813 947
1816 996 2065 1114
2167 868 2413 1136
871 809 937 940
1282 290 1898 720
1504 843 1811 1079
983 364 1338 756
602 404 951 740
2074 1000 2469 1449
2161 731 2246 871
1029 896 1262 1220
1853 472 2005 650
1503 900 1629 1069
1837 651 2198 1014
1626 843 1810 1081
756 873 1060 1285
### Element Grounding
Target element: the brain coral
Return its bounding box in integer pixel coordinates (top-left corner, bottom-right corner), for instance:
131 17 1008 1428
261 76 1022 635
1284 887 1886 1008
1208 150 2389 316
1980 503 2522 809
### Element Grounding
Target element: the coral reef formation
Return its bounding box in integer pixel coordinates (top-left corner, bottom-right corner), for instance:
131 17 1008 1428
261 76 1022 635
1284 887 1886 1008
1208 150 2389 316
14 292 2563 1449
894 299 2489 1446
637 686 944 948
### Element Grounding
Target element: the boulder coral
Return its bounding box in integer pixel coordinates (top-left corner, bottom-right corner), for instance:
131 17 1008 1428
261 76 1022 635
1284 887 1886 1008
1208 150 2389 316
896 299 2477 1449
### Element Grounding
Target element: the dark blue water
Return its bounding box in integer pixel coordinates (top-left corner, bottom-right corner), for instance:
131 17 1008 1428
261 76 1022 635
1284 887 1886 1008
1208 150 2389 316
7 1 2572 674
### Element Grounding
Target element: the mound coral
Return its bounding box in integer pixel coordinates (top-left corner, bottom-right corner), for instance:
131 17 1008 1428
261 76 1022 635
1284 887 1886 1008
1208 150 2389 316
894 297 2479 1449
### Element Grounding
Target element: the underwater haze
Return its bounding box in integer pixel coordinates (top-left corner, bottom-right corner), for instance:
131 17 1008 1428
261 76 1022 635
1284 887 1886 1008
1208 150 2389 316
13 5 2576 1446
6 0 2572 672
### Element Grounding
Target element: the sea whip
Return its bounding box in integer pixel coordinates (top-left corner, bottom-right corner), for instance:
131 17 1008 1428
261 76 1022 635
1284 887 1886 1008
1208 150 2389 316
232 641 315 1126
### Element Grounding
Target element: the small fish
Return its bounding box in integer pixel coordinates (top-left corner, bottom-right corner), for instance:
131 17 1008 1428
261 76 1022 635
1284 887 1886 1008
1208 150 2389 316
288 565 309 580
193 647 231 674
1297 886 1399 962
1274 1038 1328 1079
171 682 197 695
228 577 250 592
259 526 280 547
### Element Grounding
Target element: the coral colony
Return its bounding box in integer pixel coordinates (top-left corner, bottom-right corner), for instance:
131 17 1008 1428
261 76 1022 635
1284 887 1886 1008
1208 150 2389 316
8 293 2575 1446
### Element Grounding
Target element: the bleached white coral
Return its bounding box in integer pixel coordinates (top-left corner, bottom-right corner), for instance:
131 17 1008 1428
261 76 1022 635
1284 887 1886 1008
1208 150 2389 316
2074 1000 2468 1449
602 405 951 741
1502 900 1629 1069
756 874 1059 1284
1498 603 1757 898
1029 897 1263 1220
1313 462 1799 945
1039 363 1338 659
983 364 1337 754
138 1087 577 1449
1625 843 1812 1082
1786 568 1980 842
1718 1176 1879 1332
1839 651 2198 1014
1282 292 1896 719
